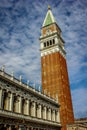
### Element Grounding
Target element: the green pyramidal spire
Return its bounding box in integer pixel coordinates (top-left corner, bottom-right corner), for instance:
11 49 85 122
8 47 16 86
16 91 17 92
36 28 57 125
42 5 56 27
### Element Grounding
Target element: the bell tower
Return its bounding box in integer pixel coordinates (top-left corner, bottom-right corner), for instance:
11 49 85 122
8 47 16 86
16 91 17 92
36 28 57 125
39 6 74 130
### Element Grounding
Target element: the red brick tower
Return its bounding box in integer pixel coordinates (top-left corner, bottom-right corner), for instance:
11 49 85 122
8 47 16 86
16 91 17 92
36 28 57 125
39 6 74 130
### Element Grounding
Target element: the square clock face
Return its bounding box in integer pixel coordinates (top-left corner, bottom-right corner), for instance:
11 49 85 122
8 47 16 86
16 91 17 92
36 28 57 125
46 29 51 35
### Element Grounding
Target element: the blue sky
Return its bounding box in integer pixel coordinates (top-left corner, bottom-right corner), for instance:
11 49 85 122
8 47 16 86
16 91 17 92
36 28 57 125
0 0 87 119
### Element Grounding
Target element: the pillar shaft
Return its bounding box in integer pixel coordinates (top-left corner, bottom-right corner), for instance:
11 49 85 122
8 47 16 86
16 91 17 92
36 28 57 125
0 89 2 109
37 104 41 118
19 96 22 113
18 128 21 130
24 99 29 115
4 93 10 110
11 94 14 112
48 108 51 120
14 97 18 113
52 110 55 121
43 106 46 119
31 101 36 117
15 96 21 113
56 110 60 122
9 93 13 111
8 126 12 130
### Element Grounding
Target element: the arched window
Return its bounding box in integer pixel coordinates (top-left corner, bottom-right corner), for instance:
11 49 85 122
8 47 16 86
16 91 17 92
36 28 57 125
53 39 55 44
3 92 8 110
22 99 25 114
50 40 52 45
47 41 49 46
44 42 46 47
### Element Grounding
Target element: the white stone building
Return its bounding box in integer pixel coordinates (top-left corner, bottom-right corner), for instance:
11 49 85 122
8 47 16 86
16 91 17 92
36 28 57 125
0 68 61 130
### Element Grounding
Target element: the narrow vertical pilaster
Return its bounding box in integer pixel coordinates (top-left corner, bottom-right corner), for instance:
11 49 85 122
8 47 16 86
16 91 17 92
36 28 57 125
0 89 2 109
52 110 55 121
19 96 22 113
37 104 41 118
26 99 29 115
25 99 29 115
18 127 21 130
31 101 36 117
56 110 60 122
48 108 51 120
8 126 12 130
5 93 9 110
9 93 13 111
43 106 47 119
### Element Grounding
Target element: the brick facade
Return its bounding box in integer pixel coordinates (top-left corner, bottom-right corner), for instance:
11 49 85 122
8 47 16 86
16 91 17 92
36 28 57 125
40 9 74 129
41 52 74 130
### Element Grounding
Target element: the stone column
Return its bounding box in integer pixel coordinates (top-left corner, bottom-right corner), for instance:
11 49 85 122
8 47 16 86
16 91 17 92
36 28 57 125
18 96 22 113
9 93 13 111
25 126 30 130
37 104 41 118
52 110 55 121
48 108 51 121
11 94 14 112
13 96 18 113
31 101 36 117
1 90 4 109
18 127 21 130
55 110 60 122
42 106 47 119
5 93 9 110
24 99 29 115
26 128 29 130
15 96 21 113
8 126 12 130
0 89 2 109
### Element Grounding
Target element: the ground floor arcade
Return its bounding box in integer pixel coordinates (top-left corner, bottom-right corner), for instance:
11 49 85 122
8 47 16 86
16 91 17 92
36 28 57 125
0 116 61 130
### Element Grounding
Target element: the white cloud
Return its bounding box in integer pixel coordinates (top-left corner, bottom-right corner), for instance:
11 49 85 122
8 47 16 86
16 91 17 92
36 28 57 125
71 87 87 118
0 0 87 118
